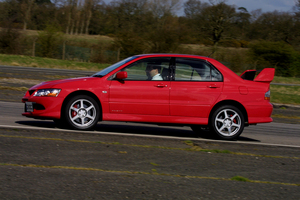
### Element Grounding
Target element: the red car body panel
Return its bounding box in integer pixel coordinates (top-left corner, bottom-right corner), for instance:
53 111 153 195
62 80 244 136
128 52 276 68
22 54 274 128
109 80 170 115
169 81 223 118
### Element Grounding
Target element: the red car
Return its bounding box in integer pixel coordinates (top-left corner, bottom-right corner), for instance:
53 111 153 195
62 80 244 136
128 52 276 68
22 54 275 140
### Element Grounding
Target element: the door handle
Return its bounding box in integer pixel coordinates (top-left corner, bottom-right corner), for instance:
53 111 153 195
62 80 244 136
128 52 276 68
155 84 168 88
207 84 220 88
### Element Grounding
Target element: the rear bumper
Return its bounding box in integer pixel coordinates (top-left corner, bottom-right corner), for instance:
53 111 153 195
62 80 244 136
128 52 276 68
246 102 273 124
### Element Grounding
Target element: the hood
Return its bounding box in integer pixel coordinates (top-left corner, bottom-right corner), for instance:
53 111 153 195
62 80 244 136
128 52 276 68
30 77 93 90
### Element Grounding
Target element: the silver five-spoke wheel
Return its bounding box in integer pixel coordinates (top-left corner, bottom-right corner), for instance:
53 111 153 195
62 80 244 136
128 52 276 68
69 99 96 128
215 109 241 136
64 95 100 130
210 105 244 140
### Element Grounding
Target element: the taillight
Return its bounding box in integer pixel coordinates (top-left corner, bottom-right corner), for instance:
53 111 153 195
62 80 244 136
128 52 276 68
265 90 270 100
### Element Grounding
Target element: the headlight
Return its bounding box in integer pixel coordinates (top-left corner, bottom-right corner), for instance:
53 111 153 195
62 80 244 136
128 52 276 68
33 89 61 97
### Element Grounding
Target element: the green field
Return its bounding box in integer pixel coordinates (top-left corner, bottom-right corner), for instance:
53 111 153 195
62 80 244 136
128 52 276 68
270 85 300 105
0 54 110 71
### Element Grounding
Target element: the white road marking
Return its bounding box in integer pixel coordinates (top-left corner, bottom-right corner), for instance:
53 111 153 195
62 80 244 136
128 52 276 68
0 124 299 148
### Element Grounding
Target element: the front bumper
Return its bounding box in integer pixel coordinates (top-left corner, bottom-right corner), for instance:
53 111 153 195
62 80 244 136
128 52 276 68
22 96 64 119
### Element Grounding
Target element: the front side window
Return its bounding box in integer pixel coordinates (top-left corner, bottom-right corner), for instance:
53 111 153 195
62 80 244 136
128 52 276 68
174 58 222 81
119 57 171 81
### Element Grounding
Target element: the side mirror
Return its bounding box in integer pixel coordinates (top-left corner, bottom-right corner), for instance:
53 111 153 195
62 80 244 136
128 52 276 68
116 71 128 80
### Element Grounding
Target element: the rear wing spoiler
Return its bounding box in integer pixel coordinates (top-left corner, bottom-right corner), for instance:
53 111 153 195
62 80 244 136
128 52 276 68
240 68 275 83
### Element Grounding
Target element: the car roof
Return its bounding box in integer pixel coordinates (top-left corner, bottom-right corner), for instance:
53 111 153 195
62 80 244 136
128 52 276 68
134 53 231 70
134 53 209 59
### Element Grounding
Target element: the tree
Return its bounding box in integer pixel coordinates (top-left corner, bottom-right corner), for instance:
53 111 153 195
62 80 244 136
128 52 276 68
37 24 63 58
234 7 251 39
183 0 209 43
294 0 300 18
248 41 296 76
249 9 262 23
65 0 77 34
0 28 22 54
0 0 24 29
184 0 203 19
248 11 299 45
110 0 152 57
148 0 182 17
145 0 182 52
146 13 181 53
20 0 36 30
83 0 93 34
200 1 236 47
31 1 57 30
114 30 146 58
104 0 149 35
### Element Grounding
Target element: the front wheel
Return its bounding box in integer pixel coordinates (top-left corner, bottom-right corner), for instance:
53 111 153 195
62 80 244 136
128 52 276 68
210 105 244 140
63 95 100 130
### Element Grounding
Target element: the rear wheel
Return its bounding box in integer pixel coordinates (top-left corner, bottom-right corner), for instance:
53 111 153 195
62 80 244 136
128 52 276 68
210 105 244 140
63 95 100 130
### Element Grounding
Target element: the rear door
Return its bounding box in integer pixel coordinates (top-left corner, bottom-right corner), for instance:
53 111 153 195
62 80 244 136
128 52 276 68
170 57 224 118
109 57 171 115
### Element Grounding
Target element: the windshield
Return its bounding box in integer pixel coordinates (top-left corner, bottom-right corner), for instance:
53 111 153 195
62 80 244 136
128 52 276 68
92 56 138 77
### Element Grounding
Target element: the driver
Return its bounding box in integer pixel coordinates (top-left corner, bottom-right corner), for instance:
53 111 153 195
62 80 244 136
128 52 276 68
145 63 163 80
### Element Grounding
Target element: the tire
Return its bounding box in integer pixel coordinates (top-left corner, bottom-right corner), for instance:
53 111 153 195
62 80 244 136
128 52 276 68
210 105 244 140
63 95 100 130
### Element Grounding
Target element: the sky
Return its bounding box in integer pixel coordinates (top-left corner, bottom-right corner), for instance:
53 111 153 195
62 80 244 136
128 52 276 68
102 0 297 15
203 0 296 13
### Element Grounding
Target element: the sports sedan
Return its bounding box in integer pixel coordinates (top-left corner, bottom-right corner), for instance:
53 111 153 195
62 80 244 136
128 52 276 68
22 54 275 140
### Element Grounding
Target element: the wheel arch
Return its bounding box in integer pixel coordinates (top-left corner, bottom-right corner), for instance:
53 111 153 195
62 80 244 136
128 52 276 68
210 100 248 126
61 90 102 121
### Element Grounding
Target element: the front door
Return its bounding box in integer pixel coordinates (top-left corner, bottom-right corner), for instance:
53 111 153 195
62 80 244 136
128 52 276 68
109 57 171 116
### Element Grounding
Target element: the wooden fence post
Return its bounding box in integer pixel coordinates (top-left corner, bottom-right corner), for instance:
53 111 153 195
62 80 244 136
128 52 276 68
32 38 37 57
117 47 121 62
62 40 66 60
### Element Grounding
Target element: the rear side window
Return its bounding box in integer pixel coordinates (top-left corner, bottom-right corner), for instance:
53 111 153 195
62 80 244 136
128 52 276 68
174 58 223 81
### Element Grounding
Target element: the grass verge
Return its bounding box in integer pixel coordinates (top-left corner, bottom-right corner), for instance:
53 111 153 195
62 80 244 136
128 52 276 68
231 176 250 182
0 54 110 71
272 76 300 85
270 85 300 105
0 85 28 91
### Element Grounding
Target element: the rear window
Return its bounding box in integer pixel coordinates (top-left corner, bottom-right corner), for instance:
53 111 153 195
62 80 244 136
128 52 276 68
175 58 223 81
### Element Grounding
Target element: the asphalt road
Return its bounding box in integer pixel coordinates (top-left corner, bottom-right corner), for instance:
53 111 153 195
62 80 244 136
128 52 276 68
2 99 300 148
1 126 300 199
0 65 300 199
